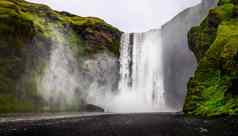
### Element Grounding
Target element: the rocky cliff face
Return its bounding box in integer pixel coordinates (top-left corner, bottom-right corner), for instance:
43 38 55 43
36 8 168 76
0 0 121 113
161 0 218 110
184 0 238 116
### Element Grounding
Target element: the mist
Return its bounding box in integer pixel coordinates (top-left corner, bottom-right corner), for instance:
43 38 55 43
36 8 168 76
35 24 119 111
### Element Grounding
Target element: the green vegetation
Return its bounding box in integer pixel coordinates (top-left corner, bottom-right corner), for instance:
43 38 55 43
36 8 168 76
0 0 121 113
184 0 238 117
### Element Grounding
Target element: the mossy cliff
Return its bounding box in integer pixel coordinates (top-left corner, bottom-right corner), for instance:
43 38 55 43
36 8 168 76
0 0 121 113
184 0 238 116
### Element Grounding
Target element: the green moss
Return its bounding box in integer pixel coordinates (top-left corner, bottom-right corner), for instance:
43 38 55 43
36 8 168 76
219 0 233 5
188 21 217 61
0 93 45 113
212 3 234 20
188 3 236 61
184 0 238 117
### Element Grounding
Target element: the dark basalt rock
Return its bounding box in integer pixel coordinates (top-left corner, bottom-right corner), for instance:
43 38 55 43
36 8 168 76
227 78 238 96
84 104 104 112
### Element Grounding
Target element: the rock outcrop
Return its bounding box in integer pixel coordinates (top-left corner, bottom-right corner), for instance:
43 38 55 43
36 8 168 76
0 0 121 113
184 0 238 116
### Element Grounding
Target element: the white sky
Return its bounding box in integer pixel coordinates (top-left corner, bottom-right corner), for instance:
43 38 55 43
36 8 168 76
27 0 201 32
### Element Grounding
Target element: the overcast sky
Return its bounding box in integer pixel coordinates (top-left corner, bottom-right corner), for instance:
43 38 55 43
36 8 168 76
27 0 201 32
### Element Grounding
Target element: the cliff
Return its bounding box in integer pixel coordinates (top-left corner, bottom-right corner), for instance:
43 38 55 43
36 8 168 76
184 0 238 116
161 0 218 110
0 0 121 113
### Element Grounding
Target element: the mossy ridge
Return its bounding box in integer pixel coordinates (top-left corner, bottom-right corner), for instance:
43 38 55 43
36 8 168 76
0 0 121 113
184 0 238 117
188 2 235 61
0 0 121 55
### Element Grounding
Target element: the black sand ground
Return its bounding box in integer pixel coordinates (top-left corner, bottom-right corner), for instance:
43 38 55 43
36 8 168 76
0 113 237 136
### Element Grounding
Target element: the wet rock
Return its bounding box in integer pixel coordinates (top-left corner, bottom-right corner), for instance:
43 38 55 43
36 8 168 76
84 104 104 112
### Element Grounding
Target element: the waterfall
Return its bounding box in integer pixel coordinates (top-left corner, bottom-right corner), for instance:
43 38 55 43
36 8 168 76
30 0 218 113
108 29 171 113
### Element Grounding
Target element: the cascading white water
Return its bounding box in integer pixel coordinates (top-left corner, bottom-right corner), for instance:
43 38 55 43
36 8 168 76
108 29 171 113
37 29 82 110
